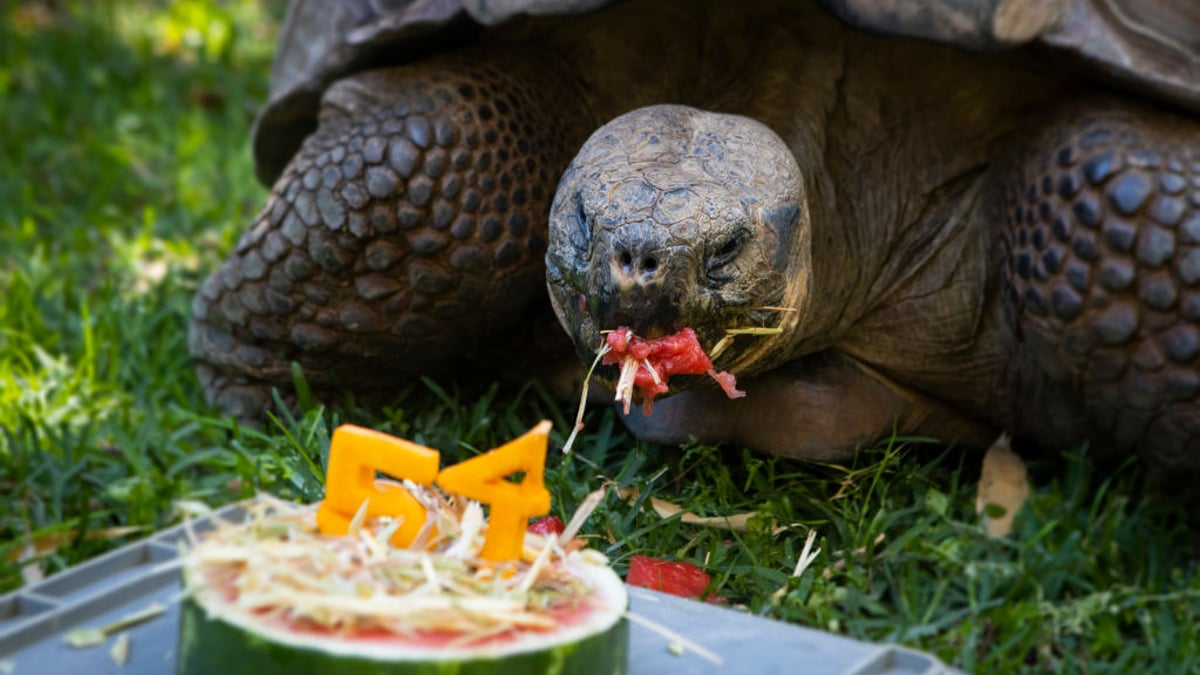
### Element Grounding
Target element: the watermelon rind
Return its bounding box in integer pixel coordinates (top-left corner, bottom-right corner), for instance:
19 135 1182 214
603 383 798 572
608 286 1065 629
176 556 629 675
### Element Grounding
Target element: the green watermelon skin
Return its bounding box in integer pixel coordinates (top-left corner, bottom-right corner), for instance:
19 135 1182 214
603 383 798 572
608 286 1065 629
176 597 629 675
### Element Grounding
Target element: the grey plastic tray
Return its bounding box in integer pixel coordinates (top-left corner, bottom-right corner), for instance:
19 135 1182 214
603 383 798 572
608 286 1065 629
0 503 960 675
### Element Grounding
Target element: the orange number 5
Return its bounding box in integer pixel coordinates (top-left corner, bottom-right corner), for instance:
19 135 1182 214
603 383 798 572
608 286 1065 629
316 424 440 547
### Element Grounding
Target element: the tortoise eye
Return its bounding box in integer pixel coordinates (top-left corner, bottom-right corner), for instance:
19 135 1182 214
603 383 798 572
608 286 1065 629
574 200 591 246
706 229 747 279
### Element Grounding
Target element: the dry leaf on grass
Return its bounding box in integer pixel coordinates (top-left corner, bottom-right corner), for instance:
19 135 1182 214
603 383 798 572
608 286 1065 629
618 487 791 534
975 434 1030 537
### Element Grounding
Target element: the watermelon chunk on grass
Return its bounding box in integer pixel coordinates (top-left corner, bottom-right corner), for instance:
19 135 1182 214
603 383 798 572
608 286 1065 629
625 555 712 600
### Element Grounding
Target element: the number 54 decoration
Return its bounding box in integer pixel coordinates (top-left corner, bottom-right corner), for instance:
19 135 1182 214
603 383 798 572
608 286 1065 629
316 420 553 562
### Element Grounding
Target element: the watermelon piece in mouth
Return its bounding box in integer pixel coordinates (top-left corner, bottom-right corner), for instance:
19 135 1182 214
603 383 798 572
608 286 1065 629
602 326 745 416
177 495 628 675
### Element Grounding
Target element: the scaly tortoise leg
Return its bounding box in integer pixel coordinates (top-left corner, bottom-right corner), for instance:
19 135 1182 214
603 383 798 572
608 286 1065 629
189 48 594 418
997 100 1200 474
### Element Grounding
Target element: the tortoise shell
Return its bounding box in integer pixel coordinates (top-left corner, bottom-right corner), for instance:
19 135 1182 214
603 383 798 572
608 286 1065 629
254 0 1200 186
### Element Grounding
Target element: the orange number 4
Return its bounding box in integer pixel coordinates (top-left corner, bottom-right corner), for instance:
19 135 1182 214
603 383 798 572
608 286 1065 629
437 420 553 561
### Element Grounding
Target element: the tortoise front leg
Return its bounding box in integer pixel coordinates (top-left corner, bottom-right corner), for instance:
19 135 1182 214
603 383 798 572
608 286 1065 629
190 49 594 418
619 351 997 461
995 100 1200 472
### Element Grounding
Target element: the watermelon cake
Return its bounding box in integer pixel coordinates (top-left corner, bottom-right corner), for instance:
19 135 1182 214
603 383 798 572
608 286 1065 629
176 491 629 675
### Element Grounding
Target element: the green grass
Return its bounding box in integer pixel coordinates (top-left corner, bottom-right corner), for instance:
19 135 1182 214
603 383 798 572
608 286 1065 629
3 2 1200 672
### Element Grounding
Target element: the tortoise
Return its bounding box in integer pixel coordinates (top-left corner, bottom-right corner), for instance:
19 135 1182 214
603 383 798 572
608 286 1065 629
191 0 1200 476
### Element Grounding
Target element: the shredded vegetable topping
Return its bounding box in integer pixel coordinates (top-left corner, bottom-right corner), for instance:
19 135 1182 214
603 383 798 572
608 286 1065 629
183 491 606 646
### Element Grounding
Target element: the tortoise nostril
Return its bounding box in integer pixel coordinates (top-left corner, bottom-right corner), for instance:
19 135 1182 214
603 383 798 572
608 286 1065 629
613 244 663 278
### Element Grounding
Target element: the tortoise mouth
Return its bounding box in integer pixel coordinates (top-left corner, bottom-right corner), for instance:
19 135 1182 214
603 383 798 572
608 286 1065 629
584 322 733 391
595 313 678 342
